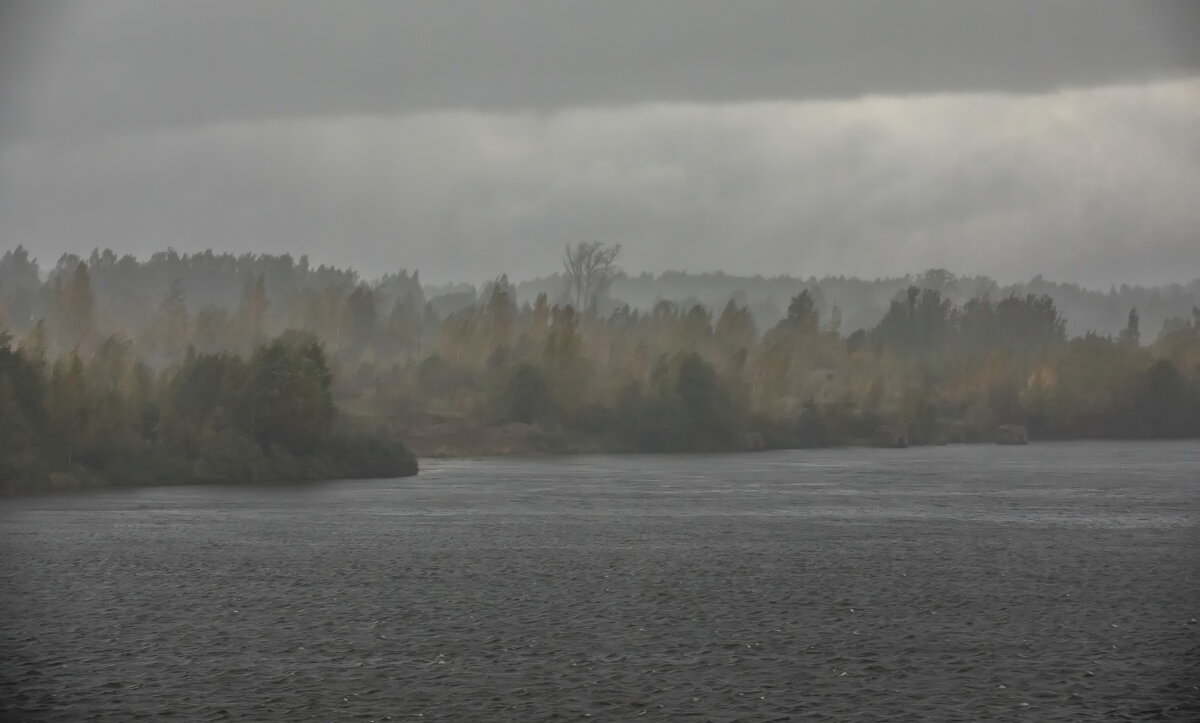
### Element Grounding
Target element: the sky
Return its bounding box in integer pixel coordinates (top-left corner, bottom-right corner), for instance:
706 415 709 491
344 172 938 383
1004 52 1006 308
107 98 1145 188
1 0 1198 287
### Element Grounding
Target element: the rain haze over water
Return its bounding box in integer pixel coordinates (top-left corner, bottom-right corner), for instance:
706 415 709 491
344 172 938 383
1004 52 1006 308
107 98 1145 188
3 3 1200 721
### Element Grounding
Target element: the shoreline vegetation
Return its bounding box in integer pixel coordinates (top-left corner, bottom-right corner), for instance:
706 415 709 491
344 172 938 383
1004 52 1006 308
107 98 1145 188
3 244 1199 494
0 331 418 496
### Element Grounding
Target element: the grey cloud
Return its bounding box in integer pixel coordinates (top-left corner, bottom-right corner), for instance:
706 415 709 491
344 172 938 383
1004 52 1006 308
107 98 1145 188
2 80 1197 288
3 0 1199 144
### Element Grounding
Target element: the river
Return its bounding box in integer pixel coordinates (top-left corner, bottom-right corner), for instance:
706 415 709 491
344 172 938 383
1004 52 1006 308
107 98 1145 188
2 441 1198 720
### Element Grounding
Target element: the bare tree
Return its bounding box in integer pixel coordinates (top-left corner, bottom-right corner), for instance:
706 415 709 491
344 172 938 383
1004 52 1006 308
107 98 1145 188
562 241 621 314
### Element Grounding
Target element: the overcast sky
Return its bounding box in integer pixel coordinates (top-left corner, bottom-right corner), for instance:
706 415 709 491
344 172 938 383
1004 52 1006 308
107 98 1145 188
2 1 1198 287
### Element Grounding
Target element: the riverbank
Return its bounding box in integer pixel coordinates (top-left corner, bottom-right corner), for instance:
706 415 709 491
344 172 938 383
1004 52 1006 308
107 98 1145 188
396 414 1197 458
1 434 419 497
7 413 1194 495
395 415 620 457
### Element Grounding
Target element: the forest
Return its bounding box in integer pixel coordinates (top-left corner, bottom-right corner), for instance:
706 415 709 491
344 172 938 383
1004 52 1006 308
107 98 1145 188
2 243 1198 493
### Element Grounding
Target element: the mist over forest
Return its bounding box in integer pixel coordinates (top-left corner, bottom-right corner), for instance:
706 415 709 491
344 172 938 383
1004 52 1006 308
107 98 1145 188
5 246 1199 341
3 242 1198 494
5 3 1199 500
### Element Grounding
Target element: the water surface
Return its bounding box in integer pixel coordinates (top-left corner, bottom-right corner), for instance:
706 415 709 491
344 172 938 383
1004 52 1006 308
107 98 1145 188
2 442 1198 720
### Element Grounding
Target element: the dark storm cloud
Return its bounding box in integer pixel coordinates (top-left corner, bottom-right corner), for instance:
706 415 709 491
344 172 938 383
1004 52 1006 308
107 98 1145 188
3 0 1199 142
2 2 1197 288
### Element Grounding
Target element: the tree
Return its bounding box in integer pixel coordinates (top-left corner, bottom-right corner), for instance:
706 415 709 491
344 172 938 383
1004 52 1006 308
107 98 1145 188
143 280 191 362
781 290 820 335
529 292 551 348
162 349 243 454
715 300 757 353
1131 359 1193 437
681 304 713 346
46 353 90 466
674 352 735 450
0 250 45 333
382 296 419 357
563 241 621 314
543 304 587 410
501 362 553 424
483 276 517 355
1119 308 1140 346
959 294 1065 352
0 245 40 292
193 305 233 353
544 305 582 369
51 262 96 350
753 341 791 414
240 333 335 454
826 305 842 335
873 286 952 354
345 285 377 354
0 332 47 478
236 274 269 352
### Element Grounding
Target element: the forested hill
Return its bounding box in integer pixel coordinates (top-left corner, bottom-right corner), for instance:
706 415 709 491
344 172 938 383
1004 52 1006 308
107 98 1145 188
2 247 1197 340
515 270 1200 340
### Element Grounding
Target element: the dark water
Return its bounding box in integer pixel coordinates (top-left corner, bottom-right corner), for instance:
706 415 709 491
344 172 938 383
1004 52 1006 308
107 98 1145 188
2 442 1198 721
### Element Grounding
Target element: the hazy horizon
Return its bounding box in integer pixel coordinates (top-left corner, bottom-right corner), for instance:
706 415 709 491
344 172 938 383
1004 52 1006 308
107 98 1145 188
10 243 1200 295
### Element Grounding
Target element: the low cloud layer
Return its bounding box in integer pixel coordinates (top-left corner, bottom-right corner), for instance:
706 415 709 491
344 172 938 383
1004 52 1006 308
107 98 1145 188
2 79 1198 287
5 1 1200 144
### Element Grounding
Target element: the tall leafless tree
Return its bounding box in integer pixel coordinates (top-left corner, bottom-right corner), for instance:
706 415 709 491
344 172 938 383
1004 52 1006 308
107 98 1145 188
562 241 621 314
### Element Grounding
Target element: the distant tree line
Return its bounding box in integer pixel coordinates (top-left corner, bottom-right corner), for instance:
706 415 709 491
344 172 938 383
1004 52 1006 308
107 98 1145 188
514 267 1200 341
2 243 1198 491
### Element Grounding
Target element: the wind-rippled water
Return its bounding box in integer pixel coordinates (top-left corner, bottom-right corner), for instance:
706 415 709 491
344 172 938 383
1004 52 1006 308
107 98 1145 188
2 441 1198 721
